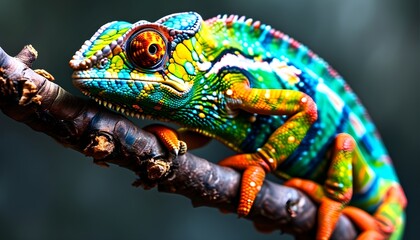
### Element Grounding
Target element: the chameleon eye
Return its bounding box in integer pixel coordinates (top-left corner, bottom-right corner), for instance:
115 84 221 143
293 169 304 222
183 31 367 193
127 29 167 70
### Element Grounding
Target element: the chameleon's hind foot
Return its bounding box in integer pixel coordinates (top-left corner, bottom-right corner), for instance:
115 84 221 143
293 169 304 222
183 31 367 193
285 133 356 240
342 206 389 240
285 178 347 239
348 184 406 240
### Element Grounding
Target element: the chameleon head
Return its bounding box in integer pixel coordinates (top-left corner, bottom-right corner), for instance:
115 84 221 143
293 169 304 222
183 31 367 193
70 12 206 119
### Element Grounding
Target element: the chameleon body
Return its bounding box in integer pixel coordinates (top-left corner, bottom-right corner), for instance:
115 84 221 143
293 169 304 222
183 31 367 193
70 12 407 239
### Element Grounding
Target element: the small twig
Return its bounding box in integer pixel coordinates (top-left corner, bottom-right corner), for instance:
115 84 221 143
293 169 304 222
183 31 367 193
0 45 357 239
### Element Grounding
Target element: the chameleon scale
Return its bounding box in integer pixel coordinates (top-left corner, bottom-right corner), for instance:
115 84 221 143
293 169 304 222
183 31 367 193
70 12 406 239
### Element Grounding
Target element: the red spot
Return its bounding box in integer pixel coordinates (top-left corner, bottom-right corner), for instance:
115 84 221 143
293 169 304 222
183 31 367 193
154 105 162 111
226 15 235 27
307 50 315 58
328 66 339 78
273 30 284 39
205 16 218 24
290 39 300 49
344 84 352 92
252 20 261 29
132 104 143 112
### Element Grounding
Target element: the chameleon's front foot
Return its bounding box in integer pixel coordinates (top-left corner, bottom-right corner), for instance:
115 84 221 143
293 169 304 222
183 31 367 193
219 152 271 216
285 133 356 239
143 124 187 156
133 124 187 189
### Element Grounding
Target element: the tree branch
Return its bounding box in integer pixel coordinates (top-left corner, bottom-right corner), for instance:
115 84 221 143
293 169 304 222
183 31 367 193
0 45 357 239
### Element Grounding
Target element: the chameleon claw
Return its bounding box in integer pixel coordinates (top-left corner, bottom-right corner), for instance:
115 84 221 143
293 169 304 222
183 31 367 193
178 140 187 155
144 124 187 157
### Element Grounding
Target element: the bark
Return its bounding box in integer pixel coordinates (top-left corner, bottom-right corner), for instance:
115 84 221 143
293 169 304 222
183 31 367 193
0 45 357 239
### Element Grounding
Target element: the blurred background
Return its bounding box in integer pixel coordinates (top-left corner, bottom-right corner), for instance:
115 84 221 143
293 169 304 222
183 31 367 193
0 0 418 239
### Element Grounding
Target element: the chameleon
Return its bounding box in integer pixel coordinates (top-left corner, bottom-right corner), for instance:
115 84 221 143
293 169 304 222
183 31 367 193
69 12 407 239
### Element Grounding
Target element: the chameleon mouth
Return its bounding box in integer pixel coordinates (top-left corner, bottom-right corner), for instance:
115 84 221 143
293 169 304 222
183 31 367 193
91 94 154 120
72 73 192 94
74 84 160 120
72 78 175 122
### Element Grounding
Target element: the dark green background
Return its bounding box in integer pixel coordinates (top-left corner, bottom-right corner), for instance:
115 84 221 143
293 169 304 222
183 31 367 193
0 1 418 239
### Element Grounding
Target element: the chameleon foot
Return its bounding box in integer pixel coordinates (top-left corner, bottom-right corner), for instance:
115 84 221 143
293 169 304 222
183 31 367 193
344 185 406 240
343 206 389 240
144 124 187 156
219 153 269 216
285 133 356 240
